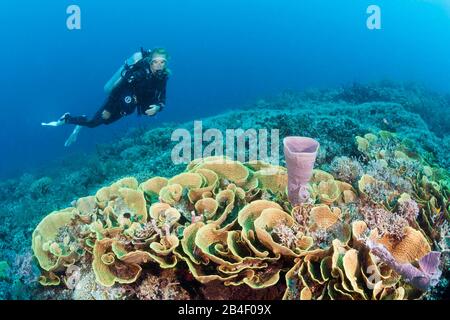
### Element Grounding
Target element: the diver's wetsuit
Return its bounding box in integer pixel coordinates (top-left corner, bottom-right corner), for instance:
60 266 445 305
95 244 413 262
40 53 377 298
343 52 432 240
66 66 168 128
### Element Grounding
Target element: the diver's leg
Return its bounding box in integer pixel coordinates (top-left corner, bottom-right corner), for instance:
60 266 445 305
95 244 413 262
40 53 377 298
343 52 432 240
65 110 106 128
102 111 123 125
63 111 122 146
65 97 124 128
41 111 102 128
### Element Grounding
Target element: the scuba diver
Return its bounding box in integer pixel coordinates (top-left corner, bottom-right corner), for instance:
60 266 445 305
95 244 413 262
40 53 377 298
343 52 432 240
42 47 170 146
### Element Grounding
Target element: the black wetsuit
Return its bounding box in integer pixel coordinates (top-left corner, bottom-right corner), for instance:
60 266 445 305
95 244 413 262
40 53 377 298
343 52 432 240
66 63 168 128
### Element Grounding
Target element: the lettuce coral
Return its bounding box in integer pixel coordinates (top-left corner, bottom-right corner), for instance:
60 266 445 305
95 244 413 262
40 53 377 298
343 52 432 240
30 131 449 300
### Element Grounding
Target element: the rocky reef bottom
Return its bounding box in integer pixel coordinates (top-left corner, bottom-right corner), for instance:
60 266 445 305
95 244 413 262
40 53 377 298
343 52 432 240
0 82 449 300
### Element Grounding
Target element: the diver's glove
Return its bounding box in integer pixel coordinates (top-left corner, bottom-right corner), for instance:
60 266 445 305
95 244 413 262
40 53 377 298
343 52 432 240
65 125 82 147
41 113 70 127
145 105 161 116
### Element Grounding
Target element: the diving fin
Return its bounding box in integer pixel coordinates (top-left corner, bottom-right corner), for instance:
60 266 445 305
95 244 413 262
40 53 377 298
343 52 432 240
64 125 82 147
41 113 70 127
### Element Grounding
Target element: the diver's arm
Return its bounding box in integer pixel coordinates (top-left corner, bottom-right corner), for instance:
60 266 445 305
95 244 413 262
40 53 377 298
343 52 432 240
143 78 167 116
155 78 167 111
145 105 160 116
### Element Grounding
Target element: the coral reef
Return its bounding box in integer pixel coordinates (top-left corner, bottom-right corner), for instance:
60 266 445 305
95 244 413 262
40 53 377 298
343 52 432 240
0 261 9 281
0 82 449 300
136 271 190 300
28 130 450 299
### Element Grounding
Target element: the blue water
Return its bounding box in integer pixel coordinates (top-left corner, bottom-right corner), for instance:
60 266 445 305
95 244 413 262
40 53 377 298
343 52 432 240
0 0 449 178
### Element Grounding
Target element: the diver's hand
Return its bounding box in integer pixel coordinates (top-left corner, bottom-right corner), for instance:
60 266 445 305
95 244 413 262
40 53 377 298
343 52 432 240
102 110 111 120
145 105 161 116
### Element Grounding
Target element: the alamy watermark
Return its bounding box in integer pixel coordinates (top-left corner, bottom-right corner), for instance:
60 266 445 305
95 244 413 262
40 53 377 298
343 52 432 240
170 121 280 166
367 5 382 30
66 5 381 31
66 5 81 30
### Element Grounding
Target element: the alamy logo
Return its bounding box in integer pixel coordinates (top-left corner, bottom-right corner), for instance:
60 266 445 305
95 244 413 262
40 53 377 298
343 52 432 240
171 121 280 166
66 5 81 30
367 5 382 30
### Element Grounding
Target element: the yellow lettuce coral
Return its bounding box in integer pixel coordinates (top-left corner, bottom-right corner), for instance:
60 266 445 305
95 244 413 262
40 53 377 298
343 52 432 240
283 227 414 300
92 238 143 287
31 138 442 299
32 208 82 272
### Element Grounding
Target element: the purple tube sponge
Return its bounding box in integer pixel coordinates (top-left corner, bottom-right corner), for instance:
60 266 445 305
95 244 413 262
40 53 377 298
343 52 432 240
283 137 320 205
367 240 442 292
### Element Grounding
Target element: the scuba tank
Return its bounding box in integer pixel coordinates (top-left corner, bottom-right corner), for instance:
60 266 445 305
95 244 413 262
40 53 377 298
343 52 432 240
104 47 151 94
